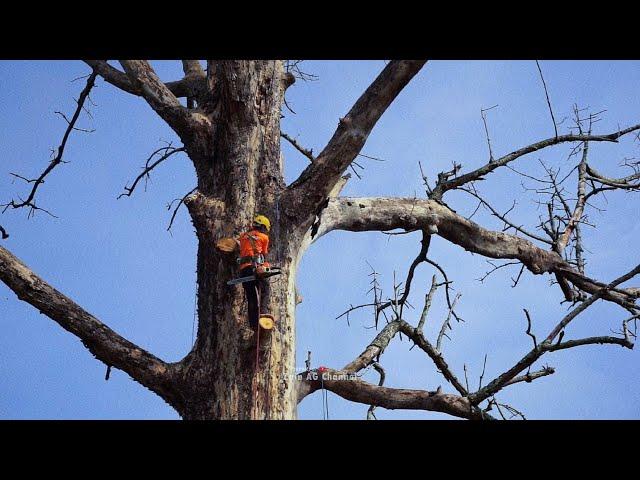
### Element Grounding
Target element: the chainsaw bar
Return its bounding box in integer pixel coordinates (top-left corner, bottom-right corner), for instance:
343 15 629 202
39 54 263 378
227 268 282 286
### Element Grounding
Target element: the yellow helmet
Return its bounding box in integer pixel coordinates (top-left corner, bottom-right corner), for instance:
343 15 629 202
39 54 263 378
254 215 271 232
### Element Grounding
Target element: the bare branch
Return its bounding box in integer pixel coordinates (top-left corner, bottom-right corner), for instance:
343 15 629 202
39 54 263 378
316 196 639 309
586 163 640 189
546 264 640 342
284 60 427 222
535 60 558 139
478 354 488 389
0 245 180 408
84 60 204 99
431 124 640 199
182 60 205 78
417 275 439 331
523 308 537 349
546 336 633 352
285 61 318 82
469 263 640 405
480 105 498 162
503 366 555 386
118 145 186 199
460 186 552 245
477 260 522 283
167 187 198 232
378 231 431 318
281 132 315 161
557 140 590 252
366 362 385 419
436 292 461 352
4 72 97 215
297 367 484 420
0 225 8 239
342 321 402 373
118 60 204 141
397 320 469 396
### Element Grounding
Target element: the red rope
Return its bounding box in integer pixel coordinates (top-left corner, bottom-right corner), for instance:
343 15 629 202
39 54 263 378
252 324 261 419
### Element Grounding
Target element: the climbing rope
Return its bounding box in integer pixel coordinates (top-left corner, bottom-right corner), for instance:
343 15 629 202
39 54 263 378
252 316 261 420
319 366 330 420
264 330 275 420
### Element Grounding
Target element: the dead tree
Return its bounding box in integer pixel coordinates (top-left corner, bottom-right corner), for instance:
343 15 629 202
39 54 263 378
1 60 639 419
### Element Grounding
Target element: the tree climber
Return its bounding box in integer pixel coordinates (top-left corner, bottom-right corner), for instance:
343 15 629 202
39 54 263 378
213 215 279 332
237 215 273 329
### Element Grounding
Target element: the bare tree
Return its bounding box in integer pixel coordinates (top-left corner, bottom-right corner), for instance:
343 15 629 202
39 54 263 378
1 60 639 420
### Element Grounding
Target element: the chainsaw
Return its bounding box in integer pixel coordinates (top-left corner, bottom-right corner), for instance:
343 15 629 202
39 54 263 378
226 266 282 286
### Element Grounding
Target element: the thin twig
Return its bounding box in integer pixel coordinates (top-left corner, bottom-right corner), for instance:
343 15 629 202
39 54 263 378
4 71 97 215
366 362 385 420
118 145 186 199
478 354 488 389
417 275 439 331
281 132 315 162
436 293 461 352
166 187 197 232
523 308 537 349
535 60 558 139
481 105 498 162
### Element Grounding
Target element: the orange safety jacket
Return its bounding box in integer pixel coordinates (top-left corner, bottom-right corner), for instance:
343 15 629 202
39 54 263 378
237 229 270 270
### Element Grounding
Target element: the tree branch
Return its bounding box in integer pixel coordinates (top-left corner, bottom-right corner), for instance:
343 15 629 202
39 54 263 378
469 263 639 404
535 60 558 139
557 139 590 252
118 60 206 141
118 145 186 199
546 336 633 352
284 60 426 223
342 321 402 373
417 275 439 331
460 186 552 245
586 164 640 188
366 362 385 419
397 320 469 396
84 60 205 99
181 61 205 109
503 366 555 386
0 245 180 408
181 60 205 78
430 124 640 199
315 196 639 308
281 132 315 161
167 186 198 232
296 368 484 420
3 72 97 215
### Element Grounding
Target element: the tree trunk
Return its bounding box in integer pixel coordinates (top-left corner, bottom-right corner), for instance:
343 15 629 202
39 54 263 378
174 60 300 419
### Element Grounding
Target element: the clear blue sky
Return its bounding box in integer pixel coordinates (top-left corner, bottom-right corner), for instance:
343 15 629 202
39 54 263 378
1 60 639 419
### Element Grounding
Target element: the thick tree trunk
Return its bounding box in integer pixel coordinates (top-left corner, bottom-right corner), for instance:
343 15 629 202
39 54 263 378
173 60 300 419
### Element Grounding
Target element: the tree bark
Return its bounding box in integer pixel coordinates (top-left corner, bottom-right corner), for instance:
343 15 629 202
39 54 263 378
173 60 299 419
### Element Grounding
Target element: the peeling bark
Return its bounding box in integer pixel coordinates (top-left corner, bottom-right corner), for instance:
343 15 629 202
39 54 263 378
316 197 638 307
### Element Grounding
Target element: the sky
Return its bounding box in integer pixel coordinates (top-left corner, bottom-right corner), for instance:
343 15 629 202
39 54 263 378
0 60 639 420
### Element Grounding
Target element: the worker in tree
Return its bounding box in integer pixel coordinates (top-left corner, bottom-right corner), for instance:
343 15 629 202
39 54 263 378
237 215 274 330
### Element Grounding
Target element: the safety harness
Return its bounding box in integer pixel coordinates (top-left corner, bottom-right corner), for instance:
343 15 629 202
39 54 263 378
237 233 265 268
